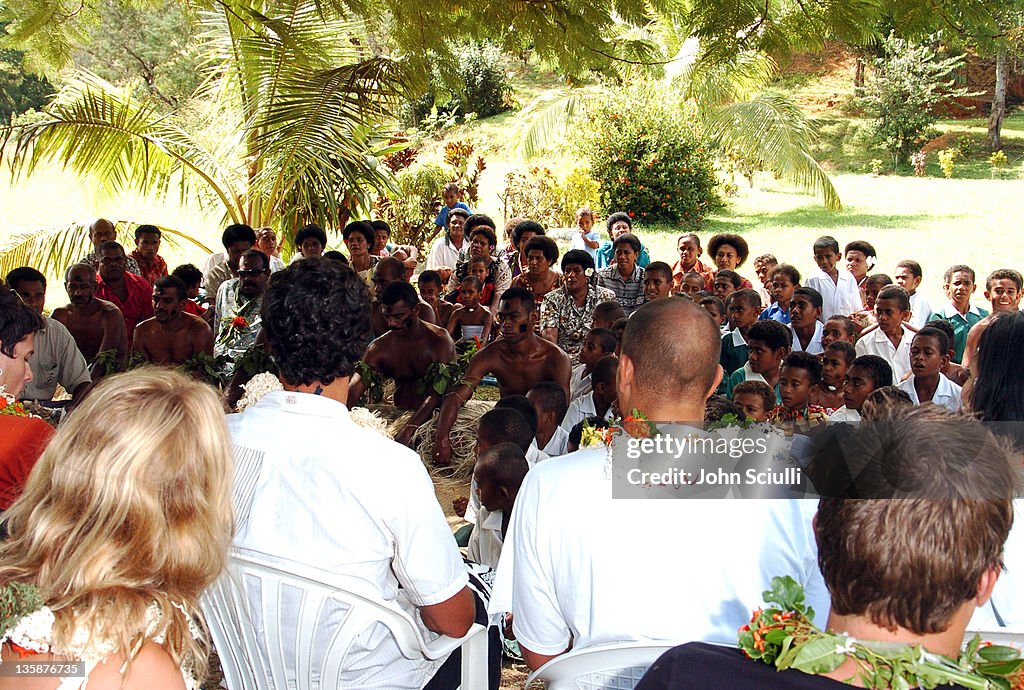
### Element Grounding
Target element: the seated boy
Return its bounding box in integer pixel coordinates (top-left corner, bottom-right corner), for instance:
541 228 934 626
726 320 789 403
468 443 530 570
676 271 706 300
821 315 856 347
712 269 742 303
571 327 617 402
856 285 914 382
446 276 492 343
789 287 824 354
927 319 969 386
699 295 728 332
894 259 931 329
758 264 799 325
752 253 777 307
897 326 963 412
769 352 829 434
962 268 1023 370
812 341 854 412
418 269 458 326
561 354 617 432
730 380 775 424
644 262 674 302
527 381 571 457
850 273 892 330
592 300 626 330
805 235 863 324
829 354 894 423
928 264 989 364
721 289 762 377
171 263 207 315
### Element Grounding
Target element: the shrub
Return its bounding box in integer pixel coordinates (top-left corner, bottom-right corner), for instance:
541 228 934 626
937 148 957 178
498 165 601 227
375 161 450 252
401 42 513 127
577 85 721 225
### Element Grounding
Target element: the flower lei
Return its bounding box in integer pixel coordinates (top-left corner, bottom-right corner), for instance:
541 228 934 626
580 409 659 449
740 576 1024 690
218 314 250 346
0 385 34 419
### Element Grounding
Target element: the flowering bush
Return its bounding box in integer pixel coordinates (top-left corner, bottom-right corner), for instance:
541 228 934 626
499 165 600 227
990 149 1008 173
911 151 927 177
577 86 721 225
937 148 957 178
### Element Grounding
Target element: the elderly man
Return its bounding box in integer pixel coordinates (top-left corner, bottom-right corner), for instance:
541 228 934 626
51 263 128 374
6 267 91 401
492 298 828 669
227 258 482 690
77 218 141 275
213 249 269 364
93 241 154 348
133 275 215 365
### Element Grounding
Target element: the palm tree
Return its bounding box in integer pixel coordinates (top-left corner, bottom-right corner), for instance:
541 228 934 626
0 0 408 276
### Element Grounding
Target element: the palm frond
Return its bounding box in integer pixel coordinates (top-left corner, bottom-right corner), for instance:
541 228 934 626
674 49 778 105
704 90 841 210
516 89 586 159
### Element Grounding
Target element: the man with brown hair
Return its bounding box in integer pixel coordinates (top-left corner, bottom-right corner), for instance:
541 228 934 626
637 406 1021 689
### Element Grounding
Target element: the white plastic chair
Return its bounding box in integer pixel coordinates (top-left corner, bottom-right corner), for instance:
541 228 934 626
524 641 677 690
964 627 1024 648
201 547 489 690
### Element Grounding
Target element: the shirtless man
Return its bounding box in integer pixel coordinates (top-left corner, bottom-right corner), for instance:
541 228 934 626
369 257 437 337
132 275 215 366
433 287 571 466
51 263 128 375
349 282 456 437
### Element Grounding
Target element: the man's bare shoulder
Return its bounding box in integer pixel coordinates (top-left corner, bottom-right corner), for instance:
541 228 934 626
51 305 71 320
423 320 455 342
96 298 125 318
134 317 159 336
184 312 212 333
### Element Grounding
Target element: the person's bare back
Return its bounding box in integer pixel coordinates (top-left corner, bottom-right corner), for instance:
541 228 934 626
133 313 214 366
52 298 127 363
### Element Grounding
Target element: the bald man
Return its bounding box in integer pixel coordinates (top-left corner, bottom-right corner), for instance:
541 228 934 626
51 263 129 375
76 218 141 275
369 257 436 337
491 298 827 671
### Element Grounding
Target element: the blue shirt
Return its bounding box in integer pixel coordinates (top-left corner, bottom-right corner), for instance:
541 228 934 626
596 241 651 270
434 202 472 228
758 302 791 325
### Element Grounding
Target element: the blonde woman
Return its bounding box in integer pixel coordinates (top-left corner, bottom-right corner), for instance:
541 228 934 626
0 369 234 690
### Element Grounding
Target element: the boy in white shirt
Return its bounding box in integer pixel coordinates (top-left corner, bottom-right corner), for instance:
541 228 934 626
894 259 932 329
898 326 963 412
468 443 529 570
527 382 571 457
569 327 617 402
561 354 618 432
829 354 894 423
855 285 914 382
805 235 863 323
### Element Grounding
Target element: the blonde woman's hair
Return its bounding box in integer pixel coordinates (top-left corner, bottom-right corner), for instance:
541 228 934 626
0 368 234 681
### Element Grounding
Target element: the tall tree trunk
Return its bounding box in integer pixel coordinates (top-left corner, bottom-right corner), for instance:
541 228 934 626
988 47 1007 151
854 58 865 88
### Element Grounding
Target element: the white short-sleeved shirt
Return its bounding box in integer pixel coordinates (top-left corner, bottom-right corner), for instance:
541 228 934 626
560 392 615 434
828 406 861 423
23 317 91 401
790 321 824 355
227 391 467 689
490 447 828 653
898 374 963 412
855 324 914 383
426 236 465 271
908 291 932 330
806 269 862 322
542 425 570 457
569 363 592 402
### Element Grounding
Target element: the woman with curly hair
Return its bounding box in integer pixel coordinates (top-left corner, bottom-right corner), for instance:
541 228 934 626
540 249 616 364
0 369 234 689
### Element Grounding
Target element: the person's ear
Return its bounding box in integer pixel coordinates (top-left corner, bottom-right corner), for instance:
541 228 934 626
984 290 992 302
617 353 635 409
705 364 724 401
974 566 1000 607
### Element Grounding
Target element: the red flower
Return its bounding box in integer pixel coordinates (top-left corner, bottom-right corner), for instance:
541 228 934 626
231 316 249 329
473 336 482 349
628 211 635 218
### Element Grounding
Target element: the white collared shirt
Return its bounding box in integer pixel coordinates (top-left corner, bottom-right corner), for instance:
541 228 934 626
542 426 570 457
790 321 824 355
560 392 615 433
569 363 592 402
898 374 963 412
855 324 914 383
467 505 504 570
227 391 467 689
805 269 862 322
828 406 861 423
908 291 932 330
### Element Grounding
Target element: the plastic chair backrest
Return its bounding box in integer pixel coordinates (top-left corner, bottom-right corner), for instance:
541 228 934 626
524 641 677 690
964 627 1024 648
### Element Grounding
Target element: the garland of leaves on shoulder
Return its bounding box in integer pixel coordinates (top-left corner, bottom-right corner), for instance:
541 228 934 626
0 582 43 635
740 576 1024 690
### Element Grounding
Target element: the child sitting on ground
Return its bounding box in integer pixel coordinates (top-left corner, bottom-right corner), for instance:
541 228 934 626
928 264 988 364
700 295 728 332
828 354 894 423
821 315 857 347
897 326 963 412
759 264 799 324
927 319 970 386
856 285 914 382
731 380 776 423
790 286 824 354
561 354 618 432
677 271 706 300
446 276 492 343
527 381 571 457
644 261 674 301
417 269 457 326
810 341 854 412
721 289 763 378
770 351 829 434
726 320 790 403
592 300 626 330
470 442 529 569
570 327 617 402
712 269 742 303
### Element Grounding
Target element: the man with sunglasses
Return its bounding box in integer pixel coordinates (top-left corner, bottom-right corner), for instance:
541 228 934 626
214 249 270 364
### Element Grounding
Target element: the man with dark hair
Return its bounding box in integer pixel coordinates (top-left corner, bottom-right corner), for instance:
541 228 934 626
132 275 214 366
597 233 646 316
130 224 168 287
205 223 257 300
6 267 91 401
51 263 128 372
639 406 1020 688
77 218 141 275
494 298 827 670
213 249 269 364
370 257 437 337
434 287 572 466
227 258 479 690
349 280 456 441
94 240 154 348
